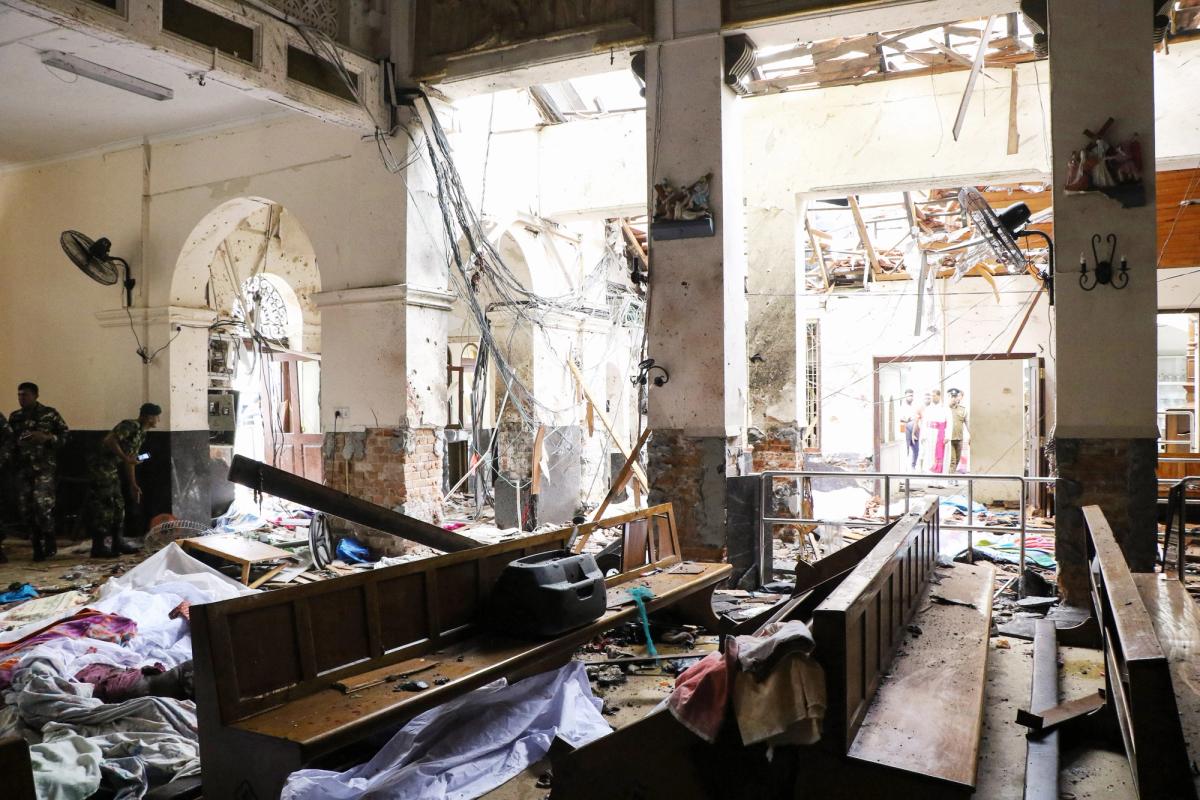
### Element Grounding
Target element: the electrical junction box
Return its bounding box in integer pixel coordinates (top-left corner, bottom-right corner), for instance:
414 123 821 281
208 390 238 445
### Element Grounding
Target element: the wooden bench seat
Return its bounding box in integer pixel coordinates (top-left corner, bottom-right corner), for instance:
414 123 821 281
1132 571 1200 796
194 503 730 800
1083 505 1199 800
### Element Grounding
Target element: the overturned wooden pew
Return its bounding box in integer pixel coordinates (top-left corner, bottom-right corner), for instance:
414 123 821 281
192 503 729 799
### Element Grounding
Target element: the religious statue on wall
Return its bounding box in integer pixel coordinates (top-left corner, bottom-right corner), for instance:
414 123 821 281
1063 117 1145 206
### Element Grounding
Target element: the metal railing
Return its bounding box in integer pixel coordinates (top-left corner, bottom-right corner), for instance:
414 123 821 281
759 470 1057 596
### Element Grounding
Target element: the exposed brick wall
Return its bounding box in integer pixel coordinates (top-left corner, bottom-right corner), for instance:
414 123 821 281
322 426 444 525
1051 436 1157 604
749 426 803 472
647 430 739 559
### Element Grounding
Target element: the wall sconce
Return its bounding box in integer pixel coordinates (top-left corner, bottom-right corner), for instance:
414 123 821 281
1079 233 1129 291
632 358 670 387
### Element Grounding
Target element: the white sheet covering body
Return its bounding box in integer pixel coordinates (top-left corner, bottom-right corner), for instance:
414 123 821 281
2 544 253 799
281 661 611 800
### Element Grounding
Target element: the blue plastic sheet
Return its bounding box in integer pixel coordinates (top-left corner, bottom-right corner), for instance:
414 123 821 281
0 583 38 604
335 538 373 564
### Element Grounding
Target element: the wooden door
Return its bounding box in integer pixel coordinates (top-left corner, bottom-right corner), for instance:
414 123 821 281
263 358 323 483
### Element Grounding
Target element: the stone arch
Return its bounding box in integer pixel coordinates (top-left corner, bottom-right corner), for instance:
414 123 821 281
171 197 322 352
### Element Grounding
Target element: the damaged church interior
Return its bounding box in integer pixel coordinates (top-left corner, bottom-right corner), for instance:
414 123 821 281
2 0 1200 797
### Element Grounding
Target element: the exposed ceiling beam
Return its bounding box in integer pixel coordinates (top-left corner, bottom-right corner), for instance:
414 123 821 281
952 15 996 141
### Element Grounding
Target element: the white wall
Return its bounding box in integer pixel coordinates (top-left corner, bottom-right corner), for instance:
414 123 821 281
0 113 437 433
0 148 145 429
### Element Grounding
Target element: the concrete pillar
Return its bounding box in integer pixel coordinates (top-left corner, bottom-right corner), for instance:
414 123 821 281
645 2 748 556
745 196 804 470
1049 0 1158 602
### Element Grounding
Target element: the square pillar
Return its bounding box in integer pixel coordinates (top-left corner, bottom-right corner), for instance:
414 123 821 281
313 283 454 523
644 19 748 556
1049 0 1159 602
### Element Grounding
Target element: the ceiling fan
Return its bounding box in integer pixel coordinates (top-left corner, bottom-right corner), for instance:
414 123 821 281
60 230 136 308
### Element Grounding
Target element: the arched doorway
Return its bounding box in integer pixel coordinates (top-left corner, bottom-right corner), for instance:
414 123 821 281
172 198 322 514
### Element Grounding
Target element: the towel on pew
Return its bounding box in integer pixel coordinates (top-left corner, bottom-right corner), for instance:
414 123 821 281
281 660 611 800
732 622 825 746
668 621 825 746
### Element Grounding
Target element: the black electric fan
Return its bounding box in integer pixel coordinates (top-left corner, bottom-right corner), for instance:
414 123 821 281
60 230 136 307
957 187 1054 303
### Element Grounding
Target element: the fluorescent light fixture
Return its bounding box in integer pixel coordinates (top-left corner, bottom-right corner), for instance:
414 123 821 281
40 50 173 101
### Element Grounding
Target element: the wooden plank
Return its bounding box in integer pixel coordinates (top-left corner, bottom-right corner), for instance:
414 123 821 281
591 427 652 523
619 218 648 267
1018 690 1105 734
333 657 439 694
182 534 293 565
567 360 649 491
249 564 286 590
805 218 831 289
847 195 881 280
846 560 994 790
952 15 996 141
1007 66 1020 155
530 425 546 496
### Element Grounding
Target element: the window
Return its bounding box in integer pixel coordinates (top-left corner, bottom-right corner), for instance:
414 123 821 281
804 320 820 449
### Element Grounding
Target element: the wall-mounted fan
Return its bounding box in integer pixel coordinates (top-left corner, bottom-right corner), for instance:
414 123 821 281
957 188 1055 303
60 230 136 307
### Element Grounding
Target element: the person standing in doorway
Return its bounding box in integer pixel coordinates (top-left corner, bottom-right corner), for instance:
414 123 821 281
898 389 920 469
921 389 949 473
88 403 159 557
10 382 69 561
947 388 969 474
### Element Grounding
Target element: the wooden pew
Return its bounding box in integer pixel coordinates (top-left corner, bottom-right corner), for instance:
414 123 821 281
805 502 995 799
1083 505 1199 800
551 507 995 800
193 504 730 799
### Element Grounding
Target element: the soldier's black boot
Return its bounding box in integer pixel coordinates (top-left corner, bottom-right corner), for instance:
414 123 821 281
112 535 140 556
91 532 114 558
31 536 46 562
43 534 57 559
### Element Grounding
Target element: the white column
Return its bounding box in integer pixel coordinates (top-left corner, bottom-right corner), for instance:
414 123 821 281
1048 0 1158 602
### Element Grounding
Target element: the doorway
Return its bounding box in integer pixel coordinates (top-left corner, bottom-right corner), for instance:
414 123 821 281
874 353 1044 502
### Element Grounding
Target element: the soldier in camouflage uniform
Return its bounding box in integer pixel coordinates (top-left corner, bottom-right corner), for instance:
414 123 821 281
0 411 12 563
9 382 69 561
88 403 160 557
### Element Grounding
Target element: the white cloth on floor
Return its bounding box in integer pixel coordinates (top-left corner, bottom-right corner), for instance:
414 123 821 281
3 544 249 800
281 661 611 800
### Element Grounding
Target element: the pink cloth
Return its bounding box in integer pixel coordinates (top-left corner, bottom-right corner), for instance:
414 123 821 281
929 421 947 473
667 639 739 743
74 663 164 702
0 609 138 689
